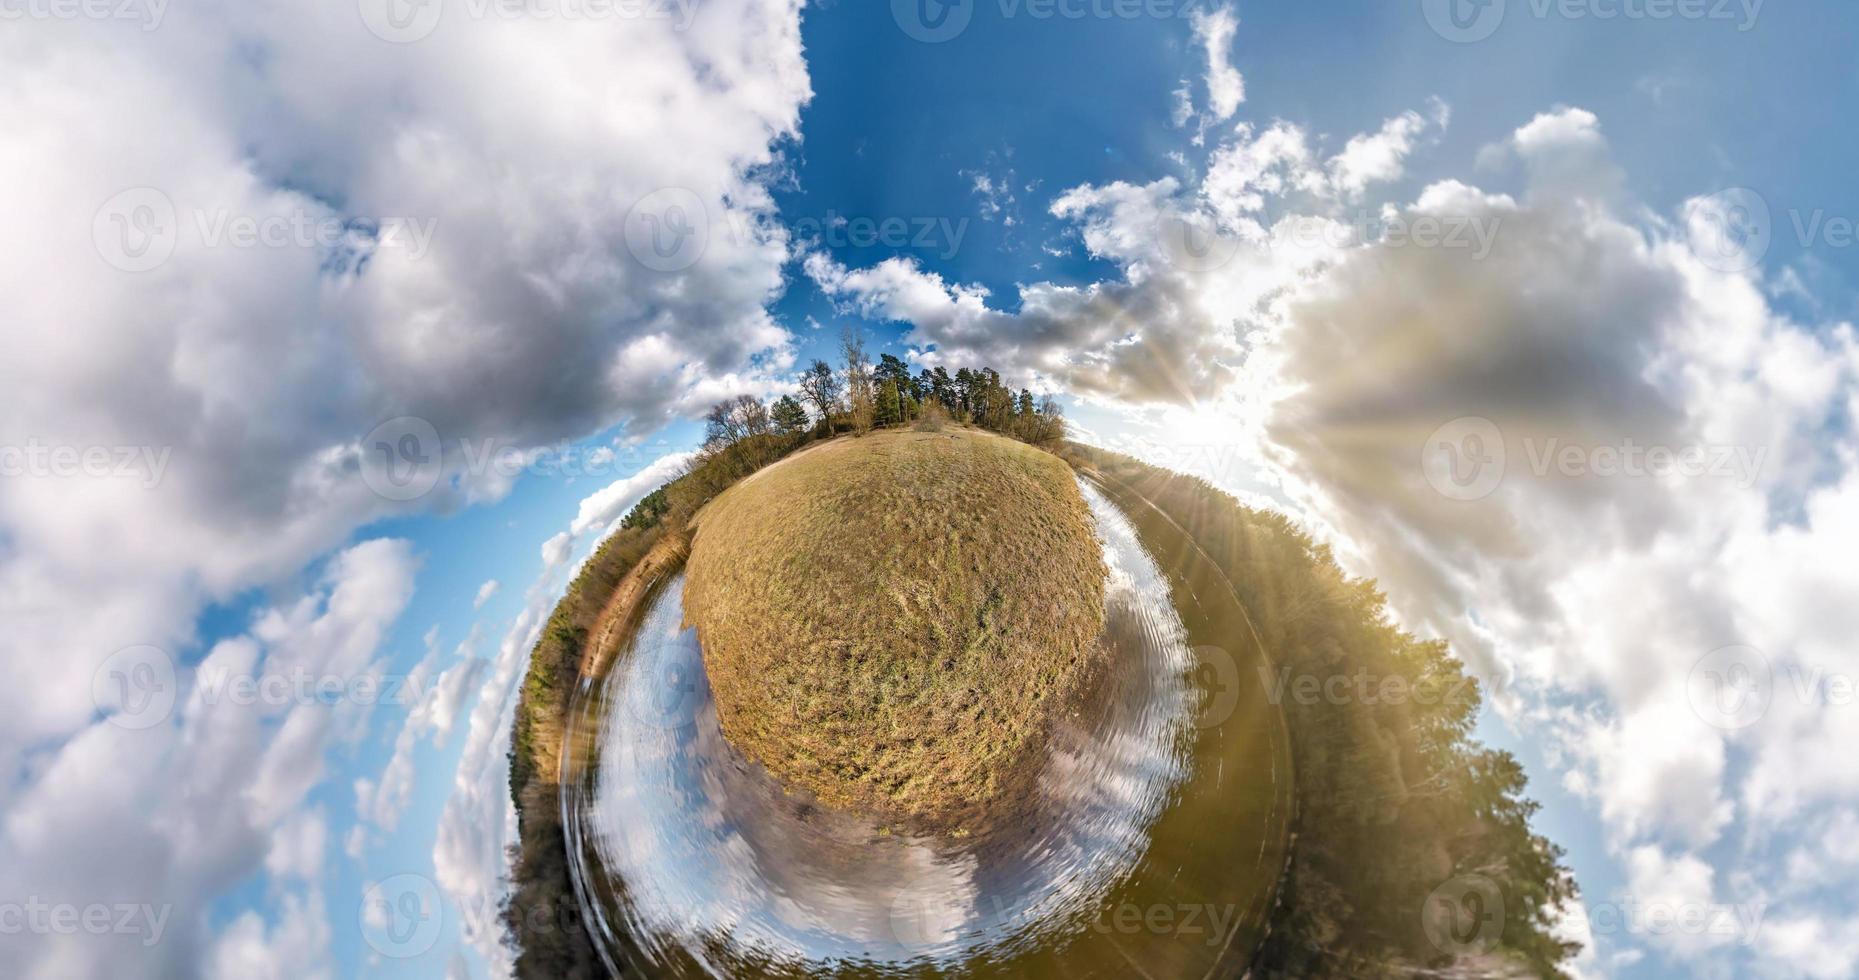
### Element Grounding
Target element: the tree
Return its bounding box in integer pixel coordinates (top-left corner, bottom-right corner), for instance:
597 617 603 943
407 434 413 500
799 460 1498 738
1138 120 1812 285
771 395 810 434
734 394 772 438
875 379 902 427
953 367 975 420
619 487 670 531
798 359 843 421
875 354 912 404
704 395 773 447
703 400 743 447
842 326 875 434
930 366 954 410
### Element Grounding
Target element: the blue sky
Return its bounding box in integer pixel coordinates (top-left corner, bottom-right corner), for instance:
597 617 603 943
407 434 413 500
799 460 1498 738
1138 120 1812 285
7 2 1859 978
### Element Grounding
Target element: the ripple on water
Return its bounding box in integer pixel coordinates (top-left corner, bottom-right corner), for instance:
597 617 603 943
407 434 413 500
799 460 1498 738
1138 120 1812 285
564 479 1206 976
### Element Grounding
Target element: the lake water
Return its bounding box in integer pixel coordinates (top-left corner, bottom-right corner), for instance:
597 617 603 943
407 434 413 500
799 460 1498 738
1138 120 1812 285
560 479 1292 978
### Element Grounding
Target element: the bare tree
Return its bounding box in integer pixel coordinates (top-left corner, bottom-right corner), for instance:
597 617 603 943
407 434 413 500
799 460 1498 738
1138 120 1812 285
842 326 874 434
799 359 843 422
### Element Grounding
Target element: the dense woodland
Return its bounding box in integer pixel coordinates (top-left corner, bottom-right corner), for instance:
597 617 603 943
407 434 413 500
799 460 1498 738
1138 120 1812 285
1062 443 1578 978
503 331 1575 978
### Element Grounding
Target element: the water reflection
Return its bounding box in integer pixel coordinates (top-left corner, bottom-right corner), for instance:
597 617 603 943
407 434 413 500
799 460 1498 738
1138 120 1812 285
563 480 1273 977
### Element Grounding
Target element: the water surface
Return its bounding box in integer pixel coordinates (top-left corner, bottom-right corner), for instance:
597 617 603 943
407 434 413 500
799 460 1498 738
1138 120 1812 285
562 480 1291 978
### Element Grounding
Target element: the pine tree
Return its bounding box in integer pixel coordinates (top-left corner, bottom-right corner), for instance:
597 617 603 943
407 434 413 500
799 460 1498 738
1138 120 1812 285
875 379 902 426
771 395 810 434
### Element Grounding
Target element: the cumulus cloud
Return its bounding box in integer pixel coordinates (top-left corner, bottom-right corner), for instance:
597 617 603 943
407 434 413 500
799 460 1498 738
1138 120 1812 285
1189 5 1245 128
812 92 1859 976
0 539 416 978
0 3 810 972
567 451 696 537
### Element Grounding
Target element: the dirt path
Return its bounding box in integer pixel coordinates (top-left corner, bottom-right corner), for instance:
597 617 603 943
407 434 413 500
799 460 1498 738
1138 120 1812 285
577 529 690 680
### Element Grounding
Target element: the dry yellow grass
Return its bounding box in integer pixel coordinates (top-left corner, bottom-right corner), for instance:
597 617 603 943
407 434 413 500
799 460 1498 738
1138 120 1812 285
683 427 1107 826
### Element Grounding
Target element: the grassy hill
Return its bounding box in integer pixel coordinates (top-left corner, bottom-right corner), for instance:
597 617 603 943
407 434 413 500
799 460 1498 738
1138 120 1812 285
682 427 1107 826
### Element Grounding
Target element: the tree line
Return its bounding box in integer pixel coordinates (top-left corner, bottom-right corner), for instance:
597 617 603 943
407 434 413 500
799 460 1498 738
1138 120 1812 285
703 328 1065 453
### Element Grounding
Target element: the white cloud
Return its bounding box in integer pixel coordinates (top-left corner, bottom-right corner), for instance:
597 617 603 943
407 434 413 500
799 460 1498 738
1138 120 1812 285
205 889 332 980
812 93 1859 977
473 580 500 609
1190 5 1245 125
567 451 695 537
0 5 811 971
1326 101 1449 199
0 540 416 978
0 0 811 857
